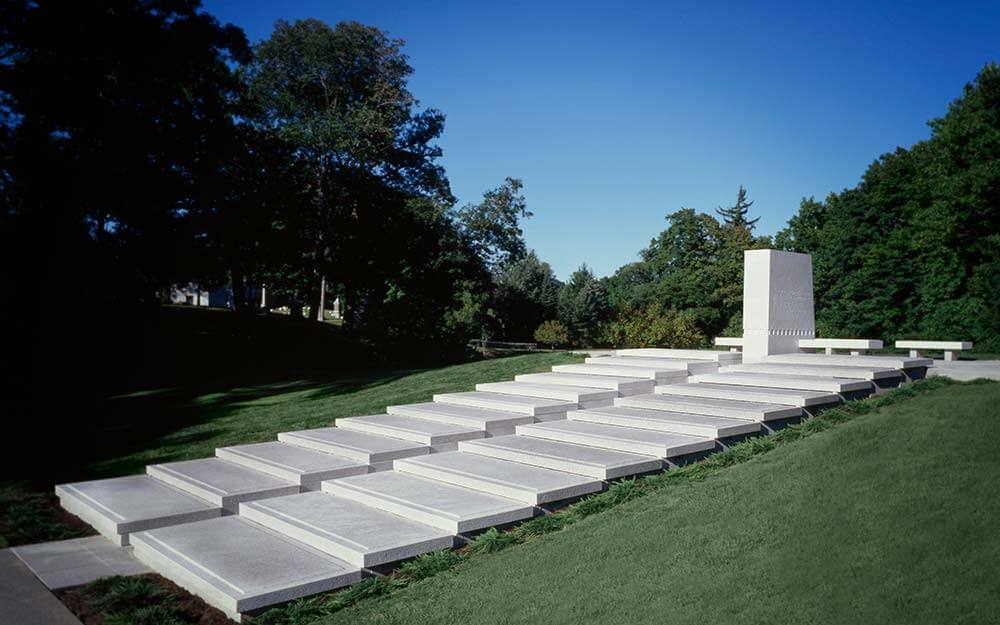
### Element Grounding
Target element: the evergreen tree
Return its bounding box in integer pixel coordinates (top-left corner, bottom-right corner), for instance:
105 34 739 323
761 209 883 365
716 185 760 230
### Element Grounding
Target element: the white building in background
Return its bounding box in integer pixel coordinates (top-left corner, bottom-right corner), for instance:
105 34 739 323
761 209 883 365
169 283 210 306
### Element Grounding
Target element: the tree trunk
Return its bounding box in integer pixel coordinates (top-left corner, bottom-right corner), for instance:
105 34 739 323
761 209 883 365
306 274 323 323
230 266 247 313
316 276 326 321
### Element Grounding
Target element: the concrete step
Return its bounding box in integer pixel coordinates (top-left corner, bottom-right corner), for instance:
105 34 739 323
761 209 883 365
322 471 534 534
585 356 719 374
654 382 840 407
474 381 617 406
458 435 660 480
386 402 534 436
763 353 933 370
239 491 453 568
551 363 689 384
216 442 369 490
614 348 742 363
516 420 715 459
146 458 300 513
278 427 429 470
615 393 802 421
568 406 761 438
393 451 603 505
689 371 872 393
55 475 221 546
514 372 655 395
722 362 902 381
131 516 361 622
335 414 485 449
433 391 574 419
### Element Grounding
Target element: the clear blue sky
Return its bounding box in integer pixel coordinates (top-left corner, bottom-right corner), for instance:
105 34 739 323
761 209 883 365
204 0 998 279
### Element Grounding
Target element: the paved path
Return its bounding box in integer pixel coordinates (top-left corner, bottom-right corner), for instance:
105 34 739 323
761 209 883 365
12 535 150 589
928 359 1000 381
0 550 82 625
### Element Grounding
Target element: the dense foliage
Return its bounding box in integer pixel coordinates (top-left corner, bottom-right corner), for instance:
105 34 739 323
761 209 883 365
776 64 1000 350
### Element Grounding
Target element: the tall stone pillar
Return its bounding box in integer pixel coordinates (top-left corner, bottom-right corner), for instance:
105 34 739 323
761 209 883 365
742 249 815 363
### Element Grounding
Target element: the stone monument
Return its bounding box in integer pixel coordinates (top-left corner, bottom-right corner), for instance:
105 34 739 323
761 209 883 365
742 249 815 363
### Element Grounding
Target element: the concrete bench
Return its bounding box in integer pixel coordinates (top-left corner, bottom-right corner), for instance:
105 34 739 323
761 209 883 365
798 338 883 356
895 340 972 362
714 337 743 352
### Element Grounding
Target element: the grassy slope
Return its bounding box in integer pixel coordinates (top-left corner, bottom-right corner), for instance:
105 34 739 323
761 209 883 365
92 350 582 477
315 380 1000 625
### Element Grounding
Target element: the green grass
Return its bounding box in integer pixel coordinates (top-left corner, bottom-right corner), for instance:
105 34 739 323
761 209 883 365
253 378 1000 625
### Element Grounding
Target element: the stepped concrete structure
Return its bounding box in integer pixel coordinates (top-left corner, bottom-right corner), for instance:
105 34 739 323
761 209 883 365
53 249 942 621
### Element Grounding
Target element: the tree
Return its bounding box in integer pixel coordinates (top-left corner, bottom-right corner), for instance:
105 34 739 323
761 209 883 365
493 251 562 340
534 320 569 349
558 265 610 347
457 177 532 271
241 19 450 321
716 185 760 230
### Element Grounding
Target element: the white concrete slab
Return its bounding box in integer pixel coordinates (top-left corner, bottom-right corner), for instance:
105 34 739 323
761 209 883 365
615 393 802 421
55 475 221 546
516 420 715 458
321 471 534 534
551 362 689 383
654 382 840 407
896 340 972 351
432 391 575 417
763 352 933 369
216 442 369 489
689 371 872 393
514 372 655 395
393 451 603 505
585 356 720 374
613 348 742 363
336 414 486 446
568 406 761 438
458 435 661 480
475 381 618 404
146 458 300 512
386 402 534 435
799 338 883 351
131 516 361 621
742 249 815 362
278 427 429 464
239 492 453 568
11 535 150 589
722 362 901 381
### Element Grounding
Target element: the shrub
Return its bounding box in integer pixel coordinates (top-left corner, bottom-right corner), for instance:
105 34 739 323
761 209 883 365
607 305 706 348
534 319 570 349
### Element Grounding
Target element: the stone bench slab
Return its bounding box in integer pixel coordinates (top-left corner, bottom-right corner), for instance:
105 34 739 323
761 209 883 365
552 363 689 383
723 362 901 380
585 356 720 374
239 492 453 568
278 427 429 466
322 471 534 534
216 442 369 489
516 420 715 458
689 371 872 393
146 458 300 512
458 435 661 480
394 451 603 505
433 391 575 417
569 406 760 438
336 414 486 446
475 381 618 404
615 394 801 421
799 338 883 350
655 382 840 407
131 516 361 621
55 475 221 546
514 372 655 395
614 348 742 363
386 402 534 435
763 353 933 369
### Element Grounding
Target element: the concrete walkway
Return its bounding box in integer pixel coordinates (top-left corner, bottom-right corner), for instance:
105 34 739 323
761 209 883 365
0 550 82 625
928 359 1000 381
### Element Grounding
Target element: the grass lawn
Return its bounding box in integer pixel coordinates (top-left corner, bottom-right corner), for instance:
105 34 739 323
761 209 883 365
292 379 1000 625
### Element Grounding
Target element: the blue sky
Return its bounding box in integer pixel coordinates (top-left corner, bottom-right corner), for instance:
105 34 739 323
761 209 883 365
204 0 999 279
